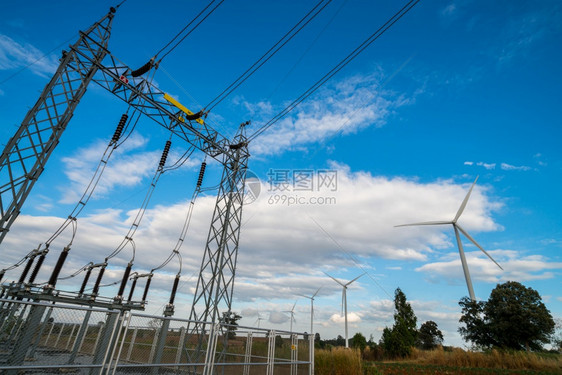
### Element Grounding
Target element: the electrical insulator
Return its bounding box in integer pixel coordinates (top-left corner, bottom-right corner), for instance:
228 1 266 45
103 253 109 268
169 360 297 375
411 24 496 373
142 275 152 302
47 246 71 289
111 113 128 143
18 256 35 284
28 252 46 284
92 264 106 296
159 140 172 168
79 266 93 295
117 263 132 299
169 274 180 305
197 162 207 187
128 275 138 302
131 60 153 77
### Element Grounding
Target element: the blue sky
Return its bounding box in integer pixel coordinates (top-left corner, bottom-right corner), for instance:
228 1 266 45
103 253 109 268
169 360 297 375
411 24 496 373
1 0 561 347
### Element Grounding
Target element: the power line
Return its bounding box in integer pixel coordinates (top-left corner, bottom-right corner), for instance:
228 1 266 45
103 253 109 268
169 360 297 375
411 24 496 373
248 0 421 142
308 214 392 299
0 35 76 86
205 0 334 112
156 0 226 62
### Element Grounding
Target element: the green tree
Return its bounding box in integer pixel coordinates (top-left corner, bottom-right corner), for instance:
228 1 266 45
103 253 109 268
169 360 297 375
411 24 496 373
351 332 367 351
335 334 345 347
459 281 555 350
380 288 418 357
417 321 443 349
458 297 489 349
221 311 242 339
552 319 562 351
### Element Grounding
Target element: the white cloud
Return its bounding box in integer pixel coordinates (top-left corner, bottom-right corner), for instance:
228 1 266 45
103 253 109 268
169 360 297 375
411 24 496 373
59 134 156 203
269 311 289 324
1 166 557 345
476 162 496 170
441 4 457 18
329 312 362 324
249 70 411 156
500 163 531 171
463 161 473 166
0 34 59 77
58 133 200 204
417 249 562 284
0 167 505 303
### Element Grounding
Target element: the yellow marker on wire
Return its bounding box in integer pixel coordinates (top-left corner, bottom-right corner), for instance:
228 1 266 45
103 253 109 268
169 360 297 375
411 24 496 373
163 93 204 125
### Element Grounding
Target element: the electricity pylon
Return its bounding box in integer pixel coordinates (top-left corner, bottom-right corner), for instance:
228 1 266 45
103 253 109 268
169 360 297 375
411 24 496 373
0 5 249 363
0 7 116 244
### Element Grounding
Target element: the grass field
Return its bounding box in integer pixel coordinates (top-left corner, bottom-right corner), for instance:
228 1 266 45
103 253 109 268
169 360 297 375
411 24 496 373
370 362 562 375
315 347 562 375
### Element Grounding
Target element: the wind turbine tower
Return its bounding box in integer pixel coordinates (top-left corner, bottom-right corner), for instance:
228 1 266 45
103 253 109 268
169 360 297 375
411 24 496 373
325 272 365 348
396 176 503 301
284 300 298 332
299 287 321 335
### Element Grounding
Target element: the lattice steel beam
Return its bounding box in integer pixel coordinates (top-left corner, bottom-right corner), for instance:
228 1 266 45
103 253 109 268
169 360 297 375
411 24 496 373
184 124 249 362
0 8 115 244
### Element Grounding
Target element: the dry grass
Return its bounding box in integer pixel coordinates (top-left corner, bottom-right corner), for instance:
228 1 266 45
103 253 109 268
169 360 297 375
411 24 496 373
315 347 364 375
409 346 562 371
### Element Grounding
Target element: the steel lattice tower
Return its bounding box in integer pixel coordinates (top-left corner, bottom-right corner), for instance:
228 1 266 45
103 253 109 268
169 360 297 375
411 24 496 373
0 9 115 243
0 5 249 363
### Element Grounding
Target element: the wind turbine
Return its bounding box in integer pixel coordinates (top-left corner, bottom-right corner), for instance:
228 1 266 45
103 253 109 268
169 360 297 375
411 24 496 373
324 272 365 348
298 287 321 335
254 308 265 329
395 176 503 301
283 300 297 332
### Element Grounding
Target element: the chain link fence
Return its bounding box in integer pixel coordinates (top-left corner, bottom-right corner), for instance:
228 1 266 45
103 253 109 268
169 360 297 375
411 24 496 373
0 298 313 374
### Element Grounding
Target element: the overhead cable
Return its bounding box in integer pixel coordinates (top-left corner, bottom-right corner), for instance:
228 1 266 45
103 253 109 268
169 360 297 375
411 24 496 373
248 0 421 142
205 0 333 112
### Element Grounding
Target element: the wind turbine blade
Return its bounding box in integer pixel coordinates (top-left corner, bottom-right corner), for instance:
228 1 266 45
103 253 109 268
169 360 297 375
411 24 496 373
456 224 503 270
312 287 321 298
395 221 452 227
453 225 476 301
324 271 345 287
291 300 297 312
454 176 479 223
341 289 345 316
297 293 312 300
346 272 366 286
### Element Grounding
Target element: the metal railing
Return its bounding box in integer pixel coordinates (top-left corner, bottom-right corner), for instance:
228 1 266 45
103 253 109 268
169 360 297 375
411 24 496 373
0 298 313 374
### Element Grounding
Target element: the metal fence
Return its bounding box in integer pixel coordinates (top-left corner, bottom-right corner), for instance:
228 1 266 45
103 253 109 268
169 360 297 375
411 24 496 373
0 298 313 374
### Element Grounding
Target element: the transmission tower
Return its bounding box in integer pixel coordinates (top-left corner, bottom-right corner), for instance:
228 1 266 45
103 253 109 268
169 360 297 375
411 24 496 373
0 8 115 244
0 4 249 361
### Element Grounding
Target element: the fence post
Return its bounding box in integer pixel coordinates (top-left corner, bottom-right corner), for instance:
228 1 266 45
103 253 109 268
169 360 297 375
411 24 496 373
6 303 46 374
243 331 253 375
151 317 171 375
90 310 120 375
110 312 131 375
126 327 138 361
65 323 77 350
69 308 92 364
92 323 104 355
202 323 220 375
148 327 160 363
309 333 315 375
175 326 186 366
29 305 54 357
45 319 55 346
266 330 276 375
291 334 298 375
55 322 65 348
